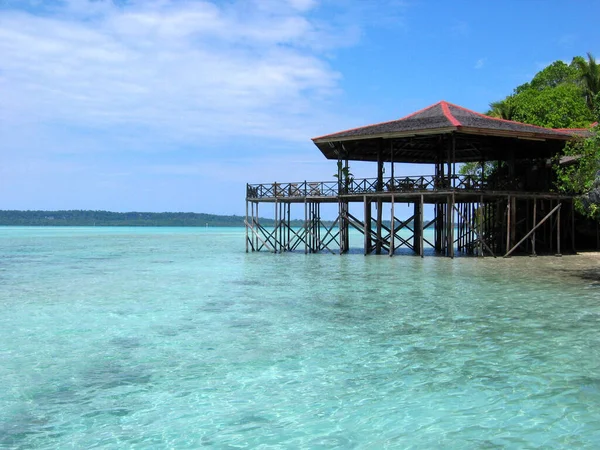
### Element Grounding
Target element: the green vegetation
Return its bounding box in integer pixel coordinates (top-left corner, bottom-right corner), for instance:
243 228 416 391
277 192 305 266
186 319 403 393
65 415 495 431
463 53 600 219
554 128 600 219
0 210 302 227
486 58 595 128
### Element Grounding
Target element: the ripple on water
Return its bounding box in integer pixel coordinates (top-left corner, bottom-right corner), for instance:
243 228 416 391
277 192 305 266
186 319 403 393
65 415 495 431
2 229 600 448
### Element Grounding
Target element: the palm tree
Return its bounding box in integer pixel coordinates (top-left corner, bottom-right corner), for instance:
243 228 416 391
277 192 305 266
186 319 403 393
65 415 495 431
573 52 600 111
487 99 516 120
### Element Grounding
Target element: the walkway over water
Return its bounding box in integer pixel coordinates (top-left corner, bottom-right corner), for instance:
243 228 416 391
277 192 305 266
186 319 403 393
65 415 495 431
245 176 575 258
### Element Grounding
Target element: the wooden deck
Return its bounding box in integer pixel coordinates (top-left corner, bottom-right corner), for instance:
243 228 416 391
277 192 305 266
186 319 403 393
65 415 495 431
245 176 575 258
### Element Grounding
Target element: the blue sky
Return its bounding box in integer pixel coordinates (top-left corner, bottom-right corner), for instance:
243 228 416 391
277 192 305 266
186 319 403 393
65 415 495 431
1 0 599 215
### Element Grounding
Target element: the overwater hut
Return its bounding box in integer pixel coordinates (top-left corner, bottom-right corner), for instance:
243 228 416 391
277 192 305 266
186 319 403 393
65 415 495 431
245 101 589 257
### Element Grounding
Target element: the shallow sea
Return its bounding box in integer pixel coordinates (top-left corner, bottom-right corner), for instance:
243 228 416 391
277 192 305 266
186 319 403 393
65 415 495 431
1 226 600 449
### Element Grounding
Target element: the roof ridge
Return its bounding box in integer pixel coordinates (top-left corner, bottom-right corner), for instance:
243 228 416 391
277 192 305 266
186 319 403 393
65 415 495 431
447 102 571 134
440 101 461 127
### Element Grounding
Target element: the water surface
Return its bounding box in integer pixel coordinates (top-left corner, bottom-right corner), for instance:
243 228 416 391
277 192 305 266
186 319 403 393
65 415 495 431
1 227 599 448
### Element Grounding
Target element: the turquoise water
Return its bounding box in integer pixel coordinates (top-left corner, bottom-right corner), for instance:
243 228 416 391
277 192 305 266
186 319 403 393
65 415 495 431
1 227 600 448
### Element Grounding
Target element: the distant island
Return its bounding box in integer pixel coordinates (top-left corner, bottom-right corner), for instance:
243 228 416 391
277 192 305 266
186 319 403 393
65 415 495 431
0 210 310 227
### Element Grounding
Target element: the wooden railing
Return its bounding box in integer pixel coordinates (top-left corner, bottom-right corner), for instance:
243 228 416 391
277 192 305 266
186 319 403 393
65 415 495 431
247 175 488 199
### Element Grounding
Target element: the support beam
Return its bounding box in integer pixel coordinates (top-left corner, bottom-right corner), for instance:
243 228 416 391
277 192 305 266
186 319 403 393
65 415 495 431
504 203 561 258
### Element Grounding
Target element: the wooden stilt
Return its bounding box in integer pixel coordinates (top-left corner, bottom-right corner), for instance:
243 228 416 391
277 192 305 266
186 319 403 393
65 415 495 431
571 199 576 253
420 194 424 257
245 198 249 253
449 194 455 258
556 205 561 256
364 196 371 255
531 199 537 256
376 199 383 254
505 196 511 256
389 195 395 256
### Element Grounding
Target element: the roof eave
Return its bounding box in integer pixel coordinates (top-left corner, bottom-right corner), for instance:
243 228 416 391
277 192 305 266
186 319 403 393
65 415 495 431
312 127 458 144
457 127 573 142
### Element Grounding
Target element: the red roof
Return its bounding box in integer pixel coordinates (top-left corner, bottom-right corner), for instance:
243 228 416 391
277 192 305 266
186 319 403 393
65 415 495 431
313 100 587 142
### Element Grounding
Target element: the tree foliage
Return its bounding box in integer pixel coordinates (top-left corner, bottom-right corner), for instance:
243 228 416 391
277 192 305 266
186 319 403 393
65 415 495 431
486 54 599 220
554 129 600 219
487 57 595 129
573 52 600 110
508 83 593 128
487 100 516 120
0 210 304 227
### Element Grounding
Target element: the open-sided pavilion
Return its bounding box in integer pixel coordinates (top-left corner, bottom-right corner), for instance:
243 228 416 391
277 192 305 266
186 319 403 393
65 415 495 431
245 101 585 257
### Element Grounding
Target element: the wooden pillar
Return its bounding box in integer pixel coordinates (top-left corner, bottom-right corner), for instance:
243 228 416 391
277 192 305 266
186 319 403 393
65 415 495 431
274 199 278 253
255 202 259 250
556 204 561 256
531 199 537 256
505 195 511 256
318 202 323 252
510 196 516 251
342 201 349 253
376 200 383 254
449 194 455 258
571 199 576 253
446 137 452 185
245 197 249 253
377 145 384 192
376 145 383 255
452 134 456 188
389 195 395 256
549 200 554 253
286 202 291 251
364 196 371 255
414 196 423 256
304 199 308 254
478 197 483 256
525 199 530 253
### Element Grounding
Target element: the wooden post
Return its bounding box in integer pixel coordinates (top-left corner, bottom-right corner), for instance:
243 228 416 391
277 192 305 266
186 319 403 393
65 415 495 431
505 196 511 256
549 200 554 254
376 199 383 254
478 196 484 256
556 204 561 256
304 199 308 254
245 198 249 253
510 196 516 251
389 195 395 256
255 202 259 250
364 196 371 255
286 202 291 251
414 196 423 256
420 195 425 257
343 201 349 252
531 199 537 256
571 199 576 253
452 134 456 188
376 145 383 255
449 194 455 258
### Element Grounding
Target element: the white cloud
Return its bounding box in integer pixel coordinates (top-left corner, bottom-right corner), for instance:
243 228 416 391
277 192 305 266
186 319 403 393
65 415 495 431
474 58 486 69
0 0 352 153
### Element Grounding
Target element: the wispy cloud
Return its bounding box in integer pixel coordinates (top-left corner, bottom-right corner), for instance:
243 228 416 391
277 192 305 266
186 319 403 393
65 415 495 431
0 0 414 213
474 58 486 69
0 0 354 151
